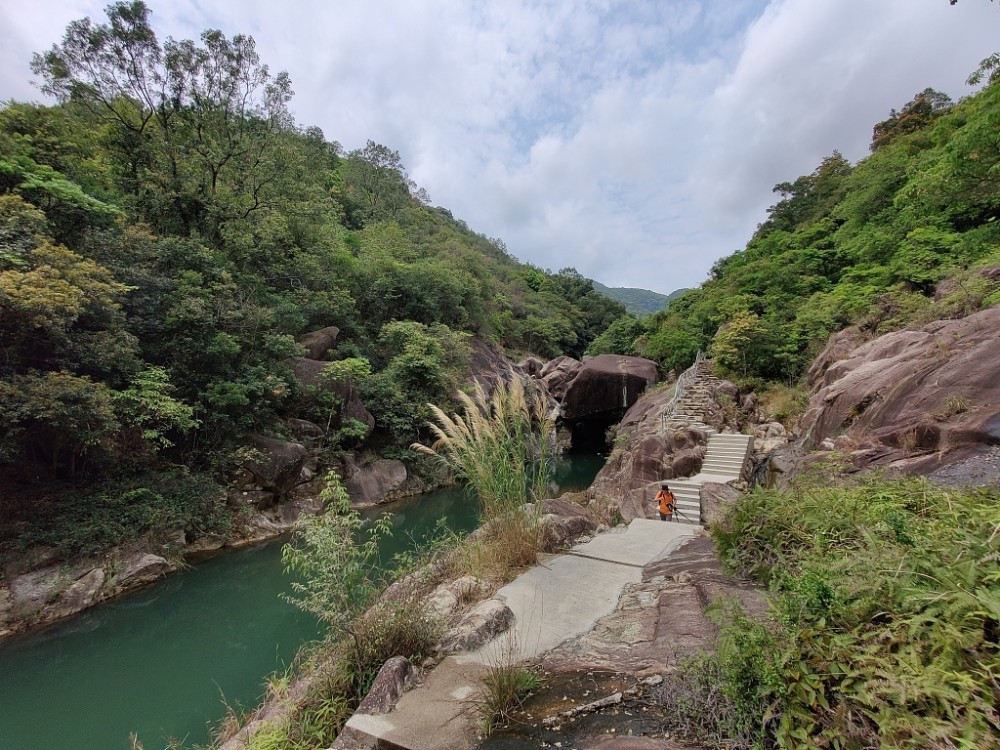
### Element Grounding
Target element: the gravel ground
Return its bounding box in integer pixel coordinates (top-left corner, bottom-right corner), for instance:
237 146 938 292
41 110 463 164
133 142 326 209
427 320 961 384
928 445 1000 488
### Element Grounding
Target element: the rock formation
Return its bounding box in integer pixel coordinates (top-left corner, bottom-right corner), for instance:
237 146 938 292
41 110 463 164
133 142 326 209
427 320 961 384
800 306 1000 475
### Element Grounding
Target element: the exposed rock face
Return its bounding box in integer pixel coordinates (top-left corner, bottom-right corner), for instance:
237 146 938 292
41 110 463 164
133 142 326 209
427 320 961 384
800 306 1000 456
517 356 545 376
437 598 515 654
539 496 598 552
285 357 375 438
243 435 308 498
424 576 485 619
47 569 105 620
754 421 789 456
297 325 340 360
587 384 709 520
115 553 176 589
541 536 767 676
285 418 325 441
356 656 413 715
346 459 408 506
469 339 519 395
561 355 658 423
540 356 583 400
699 482 742 530
8 561 102 620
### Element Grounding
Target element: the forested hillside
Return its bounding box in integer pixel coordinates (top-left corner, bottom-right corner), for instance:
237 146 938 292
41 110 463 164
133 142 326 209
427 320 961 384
592 281 687 316
599 82 1000 380
0 2 623 554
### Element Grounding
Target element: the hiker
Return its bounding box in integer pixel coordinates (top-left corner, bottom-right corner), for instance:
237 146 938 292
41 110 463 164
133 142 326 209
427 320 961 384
656 482 676 522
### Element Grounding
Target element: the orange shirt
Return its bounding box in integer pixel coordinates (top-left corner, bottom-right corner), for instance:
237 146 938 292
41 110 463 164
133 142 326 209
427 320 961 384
657 490 675 514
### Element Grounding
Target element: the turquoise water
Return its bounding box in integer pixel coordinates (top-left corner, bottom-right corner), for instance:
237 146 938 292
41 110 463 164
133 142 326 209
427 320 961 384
0 454 603 750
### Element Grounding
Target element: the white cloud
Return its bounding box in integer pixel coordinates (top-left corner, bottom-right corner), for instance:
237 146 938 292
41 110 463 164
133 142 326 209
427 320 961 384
2 0 998 293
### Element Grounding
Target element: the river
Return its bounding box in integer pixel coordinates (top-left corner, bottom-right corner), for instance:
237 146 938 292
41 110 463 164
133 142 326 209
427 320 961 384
0 452 604 750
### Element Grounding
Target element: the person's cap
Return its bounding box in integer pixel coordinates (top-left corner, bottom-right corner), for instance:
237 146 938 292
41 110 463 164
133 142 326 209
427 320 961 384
660 482 669 488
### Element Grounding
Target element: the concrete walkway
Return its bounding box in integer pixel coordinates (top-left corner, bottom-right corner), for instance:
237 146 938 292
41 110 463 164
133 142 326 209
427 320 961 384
344 519 701 750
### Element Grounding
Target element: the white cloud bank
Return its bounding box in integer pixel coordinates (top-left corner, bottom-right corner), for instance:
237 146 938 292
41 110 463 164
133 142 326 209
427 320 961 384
1 0 997 292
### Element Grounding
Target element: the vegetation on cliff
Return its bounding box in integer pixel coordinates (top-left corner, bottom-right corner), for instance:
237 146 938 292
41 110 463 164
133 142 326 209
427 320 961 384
595 80 1000 381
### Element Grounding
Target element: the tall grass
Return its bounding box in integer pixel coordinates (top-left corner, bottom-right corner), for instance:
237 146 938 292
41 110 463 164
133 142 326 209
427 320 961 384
709 475 1000 749
413 377 555 576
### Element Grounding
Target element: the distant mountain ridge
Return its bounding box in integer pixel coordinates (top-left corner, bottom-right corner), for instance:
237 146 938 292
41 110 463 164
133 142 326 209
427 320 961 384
592 281 689 316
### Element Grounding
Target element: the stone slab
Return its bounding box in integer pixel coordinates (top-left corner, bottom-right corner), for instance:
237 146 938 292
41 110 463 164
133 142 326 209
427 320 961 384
345 656 487 750
567 518 699 568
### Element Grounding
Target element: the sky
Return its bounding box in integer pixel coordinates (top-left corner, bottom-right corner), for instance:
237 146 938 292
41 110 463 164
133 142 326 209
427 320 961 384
1 1 998 294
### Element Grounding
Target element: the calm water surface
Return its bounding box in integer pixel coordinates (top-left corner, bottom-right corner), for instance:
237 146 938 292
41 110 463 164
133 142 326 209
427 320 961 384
0 453 603 750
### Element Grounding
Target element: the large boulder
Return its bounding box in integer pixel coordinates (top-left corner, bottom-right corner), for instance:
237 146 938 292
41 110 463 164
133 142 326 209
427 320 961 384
561 355 658 422
700 482 742 530
355 656 414 715
297 326 340 360
345 459 408 506
437 598 515 654
284 358 375 439
799 307 1000 456
8 561 102 620
114 553 176 589
540 356 583 400
243 435 308 496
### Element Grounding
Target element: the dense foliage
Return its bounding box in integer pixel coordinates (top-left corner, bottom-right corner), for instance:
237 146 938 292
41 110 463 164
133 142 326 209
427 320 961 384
0 1 623 552
617 82 1000 380
701 475 1000 749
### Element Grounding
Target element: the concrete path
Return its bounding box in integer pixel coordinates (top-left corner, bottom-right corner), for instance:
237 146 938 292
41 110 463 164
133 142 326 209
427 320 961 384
344 519 700 750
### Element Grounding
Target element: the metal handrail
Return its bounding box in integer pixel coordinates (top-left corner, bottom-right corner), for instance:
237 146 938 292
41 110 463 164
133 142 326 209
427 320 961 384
660 351 704 434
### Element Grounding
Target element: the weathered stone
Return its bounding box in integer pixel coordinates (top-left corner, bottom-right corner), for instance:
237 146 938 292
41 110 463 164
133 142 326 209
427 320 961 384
540 356 583 400
346 459 407 506
9 566 70 619
517 356 545 376
561 355 658 423
799 307 1000 456
356 656 414 715
754 421 789 455
669 448 702 478
425 576 484 619
236 489 275 509
700 482 742 530
242 435 307 496
438 598 515 654
285 417 325 440
284 358 375 438
539 511 598 553
183 535 226 560
115 553 175 589
297 325 340 360
469 339 520 397
48 568 105 620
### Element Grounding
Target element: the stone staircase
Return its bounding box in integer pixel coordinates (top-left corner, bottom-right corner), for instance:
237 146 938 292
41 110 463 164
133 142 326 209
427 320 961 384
661 358 752 525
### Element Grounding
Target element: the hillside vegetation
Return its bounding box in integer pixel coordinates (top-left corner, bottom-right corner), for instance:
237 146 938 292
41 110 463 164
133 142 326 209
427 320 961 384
595 83 1000 377
0 2 624 557
591 281 687 316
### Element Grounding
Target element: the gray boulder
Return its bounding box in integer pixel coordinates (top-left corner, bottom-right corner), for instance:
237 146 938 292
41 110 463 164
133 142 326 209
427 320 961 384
700 482 743 529
438 598 515 654
243 435 308 496
297 326 340 360
345 460 408 506
115 553 176 589
355 656 414 715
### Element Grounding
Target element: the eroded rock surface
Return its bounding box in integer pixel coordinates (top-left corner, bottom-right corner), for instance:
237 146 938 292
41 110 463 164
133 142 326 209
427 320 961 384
541 536 765 677
346 459 407 506
437 598 515 654
800 307 1000 457
297 325 340 360
243 435 308 498
561 355 658 423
